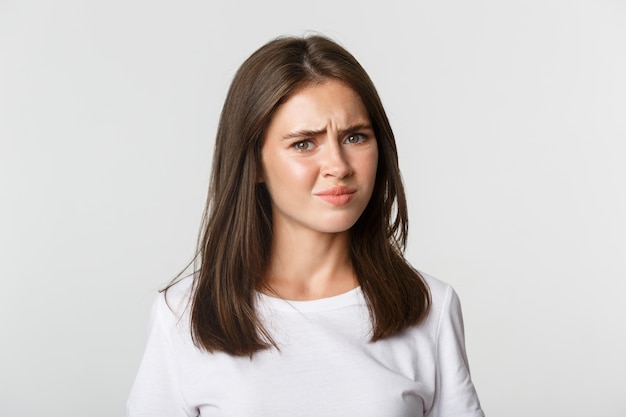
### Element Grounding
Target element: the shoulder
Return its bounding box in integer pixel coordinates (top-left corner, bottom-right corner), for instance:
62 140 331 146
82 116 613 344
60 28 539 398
420 271 456 306
418 271 464 329
152 275 195 325
416 273 484 415
419 271 450 298
163 275 194 306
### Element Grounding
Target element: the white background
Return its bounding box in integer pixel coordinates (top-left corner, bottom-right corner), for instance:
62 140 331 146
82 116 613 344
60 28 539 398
1 0 625 416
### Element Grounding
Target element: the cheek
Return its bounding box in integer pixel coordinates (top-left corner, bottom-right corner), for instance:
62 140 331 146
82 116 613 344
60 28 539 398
263 155 318 190
369 152 379 177
354 150 379 181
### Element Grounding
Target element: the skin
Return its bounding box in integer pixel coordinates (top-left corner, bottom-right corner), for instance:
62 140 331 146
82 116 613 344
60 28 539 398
259 79 378 300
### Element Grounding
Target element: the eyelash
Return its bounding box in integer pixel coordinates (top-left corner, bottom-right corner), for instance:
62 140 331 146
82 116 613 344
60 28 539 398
291 133 368 152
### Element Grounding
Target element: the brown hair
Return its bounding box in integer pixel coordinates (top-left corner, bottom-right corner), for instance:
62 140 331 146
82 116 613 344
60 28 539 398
167 34 430 356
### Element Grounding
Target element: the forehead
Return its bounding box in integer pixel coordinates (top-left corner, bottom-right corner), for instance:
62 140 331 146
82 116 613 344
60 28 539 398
267 80 369 132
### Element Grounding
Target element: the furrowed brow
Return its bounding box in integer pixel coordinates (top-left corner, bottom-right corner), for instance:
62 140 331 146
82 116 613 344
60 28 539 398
338 123 374 136
282 128 327 141
282 123 373 141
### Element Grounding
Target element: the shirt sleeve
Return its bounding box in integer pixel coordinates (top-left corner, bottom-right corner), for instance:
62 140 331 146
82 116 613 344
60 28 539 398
126 293 193 417
427 286 485 417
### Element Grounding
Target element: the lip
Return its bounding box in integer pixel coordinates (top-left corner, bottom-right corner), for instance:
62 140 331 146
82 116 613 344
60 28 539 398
314 186 357 206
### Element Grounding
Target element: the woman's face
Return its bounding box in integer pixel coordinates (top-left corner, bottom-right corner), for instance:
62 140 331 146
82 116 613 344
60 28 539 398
260 79 378 237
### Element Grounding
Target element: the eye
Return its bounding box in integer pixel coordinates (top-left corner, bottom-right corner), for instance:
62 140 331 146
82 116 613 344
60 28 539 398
293 140 313 151
345 133 366 144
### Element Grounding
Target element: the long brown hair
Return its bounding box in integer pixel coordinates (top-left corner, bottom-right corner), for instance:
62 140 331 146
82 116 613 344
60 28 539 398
167 34 430 356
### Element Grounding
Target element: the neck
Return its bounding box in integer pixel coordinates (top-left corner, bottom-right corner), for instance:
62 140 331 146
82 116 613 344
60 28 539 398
262 228 356 301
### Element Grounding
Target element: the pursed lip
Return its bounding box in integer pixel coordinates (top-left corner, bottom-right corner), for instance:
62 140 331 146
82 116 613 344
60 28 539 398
314 186 357 206
314 186 357 196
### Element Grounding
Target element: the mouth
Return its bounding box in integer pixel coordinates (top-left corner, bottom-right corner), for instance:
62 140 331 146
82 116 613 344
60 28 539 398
314 186 357 206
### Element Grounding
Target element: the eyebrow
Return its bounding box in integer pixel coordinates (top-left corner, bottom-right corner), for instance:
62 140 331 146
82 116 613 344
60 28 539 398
281 123 374 140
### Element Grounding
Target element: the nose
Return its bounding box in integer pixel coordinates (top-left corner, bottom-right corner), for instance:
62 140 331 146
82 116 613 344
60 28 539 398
321 141 353 179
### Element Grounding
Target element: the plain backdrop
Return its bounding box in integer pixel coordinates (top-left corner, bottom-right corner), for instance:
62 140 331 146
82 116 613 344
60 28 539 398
1 0 625 416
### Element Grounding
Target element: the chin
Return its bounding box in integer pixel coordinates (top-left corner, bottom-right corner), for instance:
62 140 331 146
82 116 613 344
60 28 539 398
315 218 361 234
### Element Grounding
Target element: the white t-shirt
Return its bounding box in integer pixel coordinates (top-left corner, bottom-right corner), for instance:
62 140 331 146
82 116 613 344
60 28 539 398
127 273 484 417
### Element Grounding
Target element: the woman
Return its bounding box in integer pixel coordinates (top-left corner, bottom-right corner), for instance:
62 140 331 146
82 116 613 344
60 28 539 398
127 34 484 417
